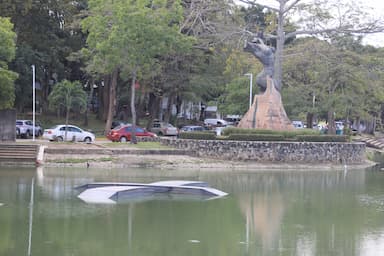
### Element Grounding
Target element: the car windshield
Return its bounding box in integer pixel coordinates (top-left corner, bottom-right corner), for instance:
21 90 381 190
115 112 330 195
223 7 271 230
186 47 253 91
16 121 23 125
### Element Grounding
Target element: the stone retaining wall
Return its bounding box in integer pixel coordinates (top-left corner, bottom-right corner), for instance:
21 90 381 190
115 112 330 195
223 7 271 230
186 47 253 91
0 109 16 141
160 138 366 164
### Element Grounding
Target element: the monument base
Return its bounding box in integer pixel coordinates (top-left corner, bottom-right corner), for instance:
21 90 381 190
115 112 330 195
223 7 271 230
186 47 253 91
238 78 294 131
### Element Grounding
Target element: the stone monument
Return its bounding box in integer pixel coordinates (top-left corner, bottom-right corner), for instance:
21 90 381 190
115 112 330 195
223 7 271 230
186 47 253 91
238 38 294 130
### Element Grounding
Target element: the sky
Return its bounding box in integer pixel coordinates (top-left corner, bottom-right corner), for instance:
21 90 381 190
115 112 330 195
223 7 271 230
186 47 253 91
235 0 384 47
361 0 384 46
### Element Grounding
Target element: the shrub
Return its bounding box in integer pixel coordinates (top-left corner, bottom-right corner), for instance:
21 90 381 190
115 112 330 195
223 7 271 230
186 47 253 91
179 132 216 140
296 135 349 142
225 134 285 141
222 127 320 138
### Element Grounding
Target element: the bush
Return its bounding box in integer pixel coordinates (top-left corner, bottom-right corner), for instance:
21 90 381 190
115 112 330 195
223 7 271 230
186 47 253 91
222 127 320 138
225 134 285 141
179 132 216 140
296 135 349 142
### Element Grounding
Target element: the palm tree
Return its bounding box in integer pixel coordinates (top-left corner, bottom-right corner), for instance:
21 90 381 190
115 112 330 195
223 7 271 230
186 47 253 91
48 80 87 140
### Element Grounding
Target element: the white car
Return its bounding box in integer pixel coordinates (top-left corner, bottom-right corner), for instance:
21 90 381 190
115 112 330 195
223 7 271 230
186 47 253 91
43 124 95 143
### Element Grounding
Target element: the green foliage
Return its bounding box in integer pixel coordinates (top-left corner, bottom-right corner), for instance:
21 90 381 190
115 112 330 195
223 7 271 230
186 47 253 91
222 127 320 136
48 80 87 123
83 0 192 76
0 17 17 109
179 132 216 140
225 134 284 141
1 0 88 112
296 135 349 142
218 77 250 115
283 37 384 126
219 49 262 116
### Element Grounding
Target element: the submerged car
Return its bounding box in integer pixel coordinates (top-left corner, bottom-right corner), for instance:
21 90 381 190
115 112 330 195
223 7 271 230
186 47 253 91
42 124 95 143
106 125 156 142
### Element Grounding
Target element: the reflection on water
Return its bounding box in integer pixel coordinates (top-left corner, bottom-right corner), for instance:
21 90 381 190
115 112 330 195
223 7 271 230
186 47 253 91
0 166 383 256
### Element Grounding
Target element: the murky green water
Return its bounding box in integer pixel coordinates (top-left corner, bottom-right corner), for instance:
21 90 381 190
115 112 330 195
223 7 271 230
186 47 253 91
0 166 383 256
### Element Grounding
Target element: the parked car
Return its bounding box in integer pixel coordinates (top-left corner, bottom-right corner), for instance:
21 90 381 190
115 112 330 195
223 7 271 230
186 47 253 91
203 118 228 127
180 125 205 132
150 121 178 136
106 125 157 142
16 120 43 138
42 124 95 143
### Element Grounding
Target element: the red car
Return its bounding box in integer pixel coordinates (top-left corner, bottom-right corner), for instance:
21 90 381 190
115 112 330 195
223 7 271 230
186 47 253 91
106 125 157 142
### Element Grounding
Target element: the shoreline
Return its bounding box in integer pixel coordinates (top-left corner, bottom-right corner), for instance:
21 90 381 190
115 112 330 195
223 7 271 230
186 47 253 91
43 150 376 171
6 140 378 170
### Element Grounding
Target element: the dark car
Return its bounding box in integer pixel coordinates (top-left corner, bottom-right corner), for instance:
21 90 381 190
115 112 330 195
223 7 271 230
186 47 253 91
106 125 157 142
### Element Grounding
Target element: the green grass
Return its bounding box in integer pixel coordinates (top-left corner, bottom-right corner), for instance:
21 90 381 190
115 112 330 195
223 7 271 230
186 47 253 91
100 141 172 149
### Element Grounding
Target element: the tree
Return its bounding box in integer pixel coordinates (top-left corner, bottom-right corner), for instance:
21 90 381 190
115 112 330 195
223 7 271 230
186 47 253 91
1 0 88 113
82 0 193 142
282 37 384 134
0 17 18 110
48 79 87 140
239 0 384 90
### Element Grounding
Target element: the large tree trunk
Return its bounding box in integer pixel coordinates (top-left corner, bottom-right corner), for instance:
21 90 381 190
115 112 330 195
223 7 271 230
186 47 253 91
274 1 286 90
365 118 376 135
306 112 314 129
83 79 94 127
327 110 336 134
97 75 109 121
163 93 175 123
146 92 161 129
104 69 118 135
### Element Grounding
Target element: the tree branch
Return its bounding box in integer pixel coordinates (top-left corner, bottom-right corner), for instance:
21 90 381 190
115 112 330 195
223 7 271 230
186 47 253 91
238 0 279 13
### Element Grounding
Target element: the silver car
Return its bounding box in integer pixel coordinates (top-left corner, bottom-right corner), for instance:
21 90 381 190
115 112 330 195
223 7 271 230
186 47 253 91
150 121 178 136
16 120 43 138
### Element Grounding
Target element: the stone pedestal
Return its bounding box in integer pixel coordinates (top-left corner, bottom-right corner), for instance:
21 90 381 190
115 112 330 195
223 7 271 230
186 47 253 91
238 78 294 131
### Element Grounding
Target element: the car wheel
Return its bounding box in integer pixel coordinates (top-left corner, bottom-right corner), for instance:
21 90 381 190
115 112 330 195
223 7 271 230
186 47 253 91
119 136 127 142
84 137 92 143
56 136 64 142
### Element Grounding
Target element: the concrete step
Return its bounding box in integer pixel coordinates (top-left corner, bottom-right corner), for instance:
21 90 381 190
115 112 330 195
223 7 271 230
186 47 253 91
0 144 39 164
356 137 384 149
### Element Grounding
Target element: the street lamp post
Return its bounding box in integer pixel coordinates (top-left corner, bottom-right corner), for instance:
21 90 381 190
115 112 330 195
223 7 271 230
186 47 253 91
244 73 253 109
31 65 36 141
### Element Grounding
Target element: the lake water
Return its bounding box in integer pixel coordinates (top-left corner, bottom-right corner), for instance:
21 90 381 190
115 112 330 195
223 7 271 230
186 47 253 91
0 166 383 256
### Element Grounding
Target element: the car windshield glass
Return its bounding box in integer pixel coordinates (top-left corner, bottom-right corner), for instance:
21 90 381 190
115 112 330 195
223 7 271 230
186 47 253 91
16 121 23 125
